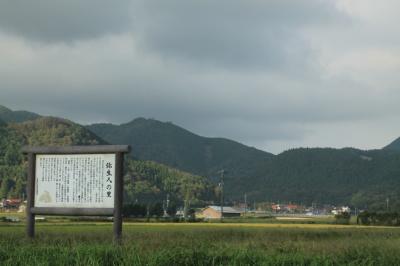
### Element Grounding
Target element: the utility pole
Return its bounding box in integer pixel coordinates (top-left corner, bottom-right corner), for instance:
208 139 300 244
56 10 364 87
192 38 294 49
244 193 247 217
219 170 225 222
386 197 390 212
163 193 170 217
163 199 166 216
183 199 188 220
166 193 170 210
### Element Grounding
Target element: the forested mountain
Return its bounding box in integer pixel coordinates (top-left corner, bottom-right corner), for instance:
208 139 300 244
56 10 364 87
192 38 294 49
0 121 25 199
1 117 107 200
384 137 400 151
88 118 400 210
87 118 273 181
0 105 40 123
0 116 214 206
2 104 400 211
249 148 400 209
9 117 106 146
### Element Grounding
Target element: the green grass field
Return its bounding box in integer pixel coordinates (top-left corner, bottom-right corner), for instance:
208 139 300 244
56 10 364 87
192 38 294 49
1 222 400 265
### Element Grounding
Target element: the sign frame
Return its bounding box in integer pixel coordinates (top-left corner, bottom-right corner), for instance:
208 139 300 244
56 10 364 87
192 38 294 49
22 145 131 241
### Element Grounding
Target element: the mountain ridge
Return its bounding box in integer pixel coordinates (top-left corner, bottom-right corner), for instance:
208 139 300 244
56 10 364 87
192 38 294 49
383 137 400 151
87 118 273 180
0 105 41 123
87 117 400 209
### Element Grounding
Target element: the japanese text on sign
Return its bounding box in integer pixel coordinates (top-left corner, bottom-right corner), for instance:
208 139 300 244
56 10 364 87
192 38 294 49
34 154 115 208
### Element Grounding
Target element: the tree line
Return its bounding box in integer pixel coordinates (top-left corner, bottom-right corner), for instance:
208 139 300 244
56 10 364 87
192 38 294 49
357 211 400 226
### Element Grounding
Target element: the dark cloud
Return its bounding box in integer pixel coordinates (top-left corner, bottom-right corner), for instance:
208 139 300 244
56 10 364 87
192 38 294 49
133 0 346 69
0 1 399 154
0 0 133 42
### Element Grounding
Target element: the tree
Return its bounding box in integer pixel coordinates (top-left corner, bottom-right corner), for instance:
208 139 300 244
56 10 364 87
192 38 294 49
187 208 196 222
167 203 177 217
150 203 164 217
334 212 351 225
0 177 10 199
10 178 24 199
123 203 147 217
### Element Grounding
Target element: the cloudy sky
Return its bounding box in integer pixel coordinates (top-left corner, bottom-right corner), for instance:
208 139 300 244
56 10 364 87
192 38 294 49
1 0 400 154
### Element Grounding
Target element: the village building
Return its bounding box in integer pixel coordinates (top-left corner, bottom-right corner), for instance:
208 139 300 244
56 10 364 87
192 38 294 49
200 206 242 219
0 199 22 210
271 204 281 212
271 203 302 213
331 206 351 215
285 204 301 212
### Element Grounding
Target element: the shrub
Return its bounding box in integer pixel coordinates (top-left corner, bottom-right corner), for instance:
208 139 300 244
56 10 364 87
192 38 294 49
150 203 164 217
357 211 400 226
335 212 351 224
123 203 147 217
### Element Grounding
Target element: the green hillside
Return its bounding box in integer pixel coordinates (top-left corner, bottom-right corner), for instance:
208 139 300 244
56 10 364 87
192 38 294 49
0 117 213 206
87 118 273 181
249 148 400 208
9 117 106 146
1 117 108 199
0 105 40 123
0 122 29 199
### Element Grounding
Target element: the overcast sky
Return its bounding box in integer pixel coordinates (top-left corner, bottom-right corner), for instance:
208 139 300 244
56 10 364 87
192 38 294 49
1 0 400 154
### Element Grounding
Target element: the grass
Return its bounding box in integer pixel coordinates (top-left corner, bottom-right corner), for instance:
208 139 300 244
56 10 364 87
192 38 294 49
1 222 400 265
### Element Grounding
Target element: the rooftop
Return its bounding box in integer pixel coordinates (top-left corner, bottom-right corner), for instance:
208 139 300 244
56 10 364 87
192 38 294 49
206 206 242 214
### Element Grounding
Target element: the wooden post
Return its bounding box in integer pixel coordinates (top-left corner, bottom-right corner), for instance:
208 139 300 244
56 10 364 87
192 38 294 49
220 170 224 222
113 152 124 243
26 153 35 238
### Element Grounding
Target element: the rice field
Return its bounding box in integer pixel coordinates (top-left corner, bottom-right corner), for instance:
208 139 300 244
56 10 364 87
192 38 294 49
1 221 400 265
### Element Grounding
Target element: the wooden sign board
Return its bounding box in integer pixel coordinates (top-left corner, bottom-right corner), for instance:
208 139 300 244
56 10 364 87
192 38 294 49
35 154 116 209
22 145 130 241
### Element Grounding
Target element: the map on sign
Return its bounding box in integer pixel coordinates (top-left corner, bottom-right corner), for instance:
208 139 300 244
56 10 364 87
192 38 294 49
35 154 115 208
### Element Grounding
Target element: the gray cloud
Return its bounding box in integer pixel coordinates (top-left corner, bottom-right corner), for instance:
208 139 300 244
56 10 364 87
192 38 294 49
133 0 346 70
0 0 133 42
0 0 400 154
